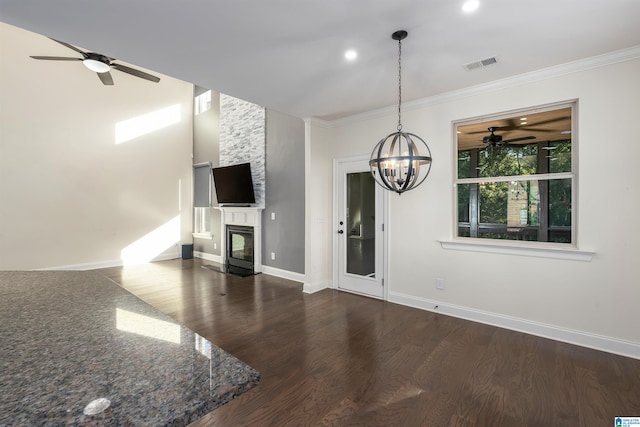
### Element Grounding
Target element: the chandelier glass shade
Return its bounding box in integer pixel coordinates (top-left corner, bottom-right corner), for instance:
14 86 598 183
369 30 432 194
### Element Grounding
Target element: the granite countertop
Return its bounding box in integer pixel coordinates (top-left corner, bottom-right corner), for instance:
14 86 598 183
0 271 259 426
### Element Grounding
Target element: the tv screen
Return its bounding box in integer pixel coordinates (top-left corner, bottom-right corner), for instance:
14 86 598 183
212 162 256 205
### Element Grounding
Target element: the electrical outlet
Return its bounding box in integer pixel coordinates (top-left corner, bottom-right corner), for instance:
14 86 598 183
214 243 217 250
436 277 446 290
271 252 276 260
271 212 276 220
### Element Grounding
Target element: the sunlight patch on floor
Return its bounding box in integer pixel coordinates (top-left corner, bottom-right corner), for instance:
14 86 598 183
120 215 180 265
383 384 425 406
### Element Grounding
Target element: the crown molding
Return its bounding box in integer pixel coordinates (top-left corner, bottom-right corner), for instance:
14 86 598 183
328 45 640 128
304 117 333 128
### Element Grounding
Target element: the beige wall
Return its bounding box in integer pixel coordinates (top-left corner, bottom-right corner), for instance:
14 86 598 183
308 54 640 351
0 23 194 269
303 120 334 291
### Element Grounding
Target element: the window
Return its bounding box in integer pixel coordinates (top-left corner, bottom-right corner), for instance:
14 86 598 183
455 103 574 245
194 90 212 115
193 163 213 238
194 207 211 235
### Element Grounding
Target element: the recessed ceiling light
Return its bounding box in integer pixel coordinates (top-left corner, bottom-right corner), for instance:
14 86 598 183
520 121 527 125
520 117 527 121
462 0 480 13
560 130 572 134
345 49 357 61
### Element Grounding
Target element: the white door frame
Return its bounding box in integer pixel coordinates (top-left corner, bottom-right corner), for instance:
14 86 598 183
332 155 389 300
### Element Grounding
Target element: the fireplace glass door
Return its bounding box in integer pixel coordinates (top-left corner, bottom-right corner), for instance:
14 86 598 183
227 225 254 271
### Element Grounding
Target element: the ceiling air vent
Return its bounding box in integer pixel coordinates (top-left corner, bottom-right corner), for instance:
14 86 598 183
463 56 498 71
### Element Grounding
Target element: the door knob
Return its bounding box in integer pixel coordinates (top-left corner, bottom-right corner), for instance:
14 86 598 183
337 230 344 234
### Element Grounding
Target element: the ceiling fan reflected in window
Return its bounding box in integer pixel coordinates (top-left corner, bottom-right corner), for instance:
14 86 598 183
481 126 536 148
30 38 160 86
458 110 571 152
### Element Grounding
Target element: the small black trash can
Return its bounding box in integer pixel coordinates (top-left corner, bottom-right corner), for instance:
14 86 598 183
181 244 194 260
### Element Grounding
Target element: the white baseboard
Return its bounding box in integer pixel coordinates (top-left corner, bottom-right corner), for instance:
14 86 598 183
194 251 223 264
261 265 305 283
388 291 640 360
303 280 331 294
36 253 180 271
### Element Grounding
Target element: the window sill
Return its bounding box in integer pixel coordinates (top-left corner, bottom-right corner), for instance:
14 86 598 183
440 239 594 261
192 232 213 240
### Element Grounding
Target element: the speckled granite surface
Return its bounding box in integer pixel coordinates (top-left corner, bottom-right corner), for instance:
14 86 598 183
0 271 259 426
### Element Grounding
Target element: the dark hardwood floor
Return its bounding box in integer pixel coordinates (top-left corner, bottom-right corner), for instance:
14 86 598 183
99 259 640 426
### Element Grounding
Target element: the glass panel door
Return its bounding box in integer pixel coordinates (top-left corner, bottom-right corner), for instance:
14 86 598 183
346 172 376 277
335 157 384 299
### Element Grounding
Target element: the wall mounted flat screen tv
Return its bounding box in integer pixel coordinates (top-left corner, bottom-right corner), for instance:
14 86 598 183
212 162 256 205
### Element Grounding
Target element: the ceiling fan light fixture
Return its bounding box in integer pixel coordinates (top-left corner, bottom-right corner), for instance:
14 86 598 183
31 39 160 85
83 58 110 73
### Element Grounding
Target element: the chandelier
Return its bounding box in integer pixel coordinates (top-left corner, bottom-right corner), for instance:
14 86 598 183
369 30 432 194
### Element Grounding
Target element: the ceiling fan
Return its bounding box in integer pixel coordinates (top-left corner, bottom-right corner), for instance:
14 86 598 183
30 38 160 86
482 126 535 148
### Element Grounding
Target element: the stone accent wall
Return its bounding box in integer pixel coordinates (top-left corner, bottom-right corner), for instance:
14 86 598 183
219 94 266 207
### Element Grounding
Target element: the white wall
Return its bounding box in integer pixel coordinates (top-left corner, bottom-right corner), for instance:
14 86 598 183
0 23 194 270
308 52 640 355
303 120 334 292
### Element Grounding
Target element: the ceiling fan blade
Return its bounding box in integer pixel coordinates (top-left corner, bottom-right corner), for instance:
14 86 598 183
30 56 82 61
50 38 88 58
469 128 497 135
529 116 569 127
111 63 160 83
469 124 515 135
518 127 555 132
502 136 536 144
98 71 114 85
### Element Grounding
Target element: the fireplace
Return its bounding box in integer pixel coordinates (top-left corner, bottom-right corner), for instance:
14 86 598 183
217 206 263 275
226 225 254 273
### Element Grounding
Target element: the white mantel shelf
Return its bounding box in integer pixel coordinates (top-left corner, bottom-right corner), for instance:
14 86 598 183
216 206 264 273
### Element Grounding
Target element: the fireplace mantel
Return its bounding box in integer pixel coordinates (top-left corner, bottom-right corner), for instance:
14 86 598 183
216 207 263 273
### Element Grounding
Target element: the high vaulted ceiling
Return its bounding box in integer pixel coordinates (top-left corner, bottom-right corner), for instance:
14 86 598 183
1 1 639 121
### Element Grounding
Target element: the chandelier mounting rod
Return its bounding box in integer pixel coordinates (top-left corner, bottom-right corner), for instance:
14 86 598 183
392 30 407 132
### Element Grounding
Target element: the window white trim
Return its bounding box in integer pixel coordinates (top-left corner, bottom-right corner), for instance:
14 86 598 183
440 239 593 261
453 100 578 249
192 232 213 240
456 172 573 185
